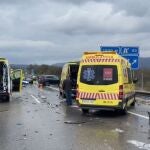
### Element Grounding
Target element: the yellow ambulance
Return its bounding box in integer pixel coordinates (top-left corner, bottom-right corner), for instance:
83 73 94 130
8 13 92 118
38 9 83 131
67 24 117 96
76 51 137 114
59 61 79 98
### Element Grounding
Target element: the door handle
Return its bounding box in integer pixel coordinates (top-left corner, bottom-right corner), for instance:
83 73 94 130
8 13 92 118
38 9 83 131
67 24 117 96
99 90 105 92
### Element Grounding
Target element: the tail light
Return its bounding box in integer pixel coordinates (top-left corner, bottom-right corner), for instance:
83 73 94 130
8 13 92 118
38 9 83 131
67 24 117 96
76 84 79 99
119 85 124 100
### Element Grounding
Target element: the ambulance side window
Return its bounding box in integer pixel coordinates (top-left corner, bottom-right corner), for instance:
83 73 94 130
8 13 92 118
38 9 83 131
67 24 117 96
127 68 132 83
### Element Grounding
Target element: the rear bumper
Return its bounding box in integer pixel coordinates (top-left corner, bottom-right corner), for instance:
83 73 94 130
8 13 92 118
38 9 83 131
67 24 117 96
76 101 124 110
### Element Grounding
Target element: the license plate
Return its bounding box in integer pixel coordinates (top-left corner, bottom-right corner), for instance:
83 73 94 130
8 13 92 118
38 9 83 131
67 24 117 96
82 100 94 104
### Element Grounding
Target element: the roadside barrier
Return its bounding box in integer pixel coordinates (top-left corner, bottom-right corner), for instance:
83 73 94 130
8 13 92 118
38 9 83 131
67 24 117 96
135 90 150 96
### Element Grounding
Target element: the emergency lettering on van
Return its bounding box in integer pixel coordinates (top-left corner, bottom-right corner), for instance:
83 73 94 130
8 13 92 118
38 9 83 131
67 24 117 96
76 51 136 114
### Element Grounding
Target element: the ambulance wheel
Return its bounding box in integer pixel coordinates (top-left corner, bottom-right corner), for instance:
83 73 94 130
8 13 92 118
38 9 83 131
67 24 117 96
121 104 127 115
82 109 89 114
3 95 10 102
131 100 135 106
131 96 136 106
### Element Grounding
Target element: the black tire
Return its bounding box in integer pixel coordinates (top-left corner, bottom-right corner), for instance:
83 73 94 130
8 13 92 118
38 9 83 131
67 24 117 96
82 108 89 114
121 104 127 115
131 96 136 106
131 100 135 106
3 95 10 102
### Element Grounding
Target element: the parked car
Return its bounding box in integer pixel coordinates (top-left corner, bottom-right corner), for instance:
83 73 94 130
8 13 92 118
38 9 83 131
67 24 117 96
22 80 29 86
38 75 60 86
22 77 33 86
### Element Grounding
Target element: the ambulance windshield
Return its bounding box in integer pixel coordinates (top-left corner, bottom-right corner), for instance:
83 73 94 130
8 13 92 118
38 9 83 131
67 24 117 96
80 65 118 85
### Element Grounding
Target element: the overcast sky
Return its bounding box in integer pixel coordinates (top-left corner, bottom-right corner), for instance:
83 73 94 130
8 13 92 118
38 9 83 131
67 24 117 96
0 0 150 64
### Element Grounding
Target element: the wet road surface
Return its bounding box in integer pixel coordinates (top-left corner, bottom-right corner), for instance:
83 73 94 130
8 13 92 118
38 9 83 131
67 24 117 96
0 85 150 150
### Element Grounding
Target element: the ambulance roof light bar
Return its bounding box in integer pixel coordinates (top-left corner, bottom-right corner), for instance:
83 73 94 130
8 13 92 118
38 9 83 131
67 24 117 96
84 51 117 55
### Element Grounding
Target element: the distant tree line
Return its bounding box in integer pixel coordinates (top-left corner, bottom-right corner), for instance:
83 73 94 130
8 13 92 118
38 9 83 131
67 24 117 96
15 64 150 91
27 64 62 78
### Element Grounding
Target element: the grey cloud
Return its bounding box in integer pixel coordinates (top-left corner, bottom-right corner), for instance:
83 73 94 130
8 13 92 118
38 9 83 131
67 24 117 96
51 0 150 17
0 0 150 65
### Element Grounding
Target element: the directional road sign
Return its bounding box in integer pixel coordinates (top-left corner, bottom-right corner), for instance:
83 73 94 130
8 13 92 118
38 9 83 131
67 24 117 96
100 46 120 54
121 47 139 56
100 46 139 70
123 55 139 70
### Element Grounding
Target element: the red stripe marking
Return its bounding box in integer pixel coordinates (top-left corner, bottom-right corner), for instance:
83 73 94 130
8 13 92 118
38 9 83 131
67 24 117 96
87 93 90 99
97 93 100 99
110 94 113 100
80 92 82 98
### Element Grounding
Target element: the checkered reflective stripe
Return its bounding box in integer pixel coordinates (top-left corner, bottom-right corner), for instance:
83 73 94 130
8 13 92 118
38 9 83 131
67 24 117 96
77 91 119 100
82 58 120 63
0 63 8 93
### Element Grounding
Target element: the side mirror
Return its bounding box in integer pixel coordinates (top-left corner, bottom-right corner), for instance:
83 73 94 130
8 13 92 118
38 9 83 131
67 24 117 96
133 78 138 84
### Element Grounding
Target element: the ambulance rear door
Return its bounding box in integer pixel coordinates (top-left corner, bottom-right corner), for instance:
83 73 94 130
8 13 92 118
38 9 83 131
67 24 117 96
12 69 23 92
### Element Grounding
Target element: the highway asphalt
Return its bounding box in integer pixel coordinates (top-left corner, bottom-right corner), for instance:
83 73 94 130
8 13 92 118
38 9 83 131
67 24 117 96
0 85 150 150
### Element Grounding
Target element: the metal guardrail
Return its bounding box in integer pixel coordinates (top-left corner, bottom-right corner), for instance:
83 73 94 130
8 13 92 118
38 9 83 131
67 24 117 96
135 90 150 96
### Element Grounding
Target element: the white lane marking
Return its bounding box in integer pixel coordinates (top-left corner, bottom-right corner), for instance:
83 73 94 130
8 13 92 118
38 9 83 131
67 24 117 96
46 86 59 91
128 111 149 120
31 95 41 104
70 105 79 108
127 140 150 150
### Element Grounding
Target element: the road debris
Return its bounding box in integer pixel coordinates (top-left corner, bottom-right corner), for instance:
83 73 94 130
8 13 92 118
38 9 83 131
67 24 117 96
0 109 8 112
41 95 47 99
16 123 23 126
35 131 39 133
112 128 124 133
23 134 27 137
32 102 36 105
64 121 86 124
56 112 61 114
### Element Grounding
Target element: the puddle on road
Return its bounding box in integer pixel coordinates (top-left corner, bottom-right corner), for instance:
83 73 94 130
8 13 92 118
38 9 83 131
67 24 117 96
127 140 150 150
